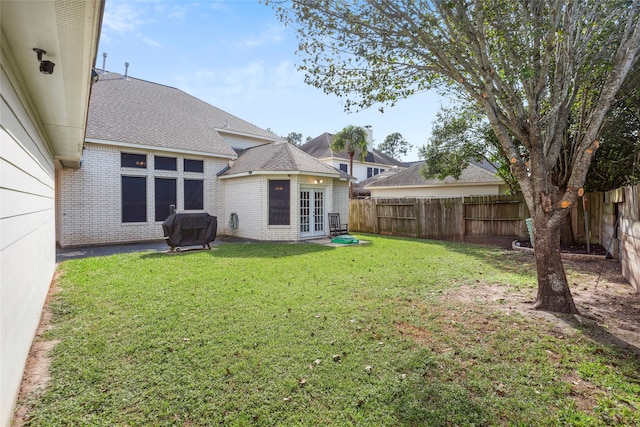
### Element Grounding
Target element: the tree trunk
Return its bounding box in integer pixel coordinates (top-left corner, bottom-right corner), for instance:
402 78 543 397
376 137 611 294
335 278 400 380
531 216 579 314
560 213 575 246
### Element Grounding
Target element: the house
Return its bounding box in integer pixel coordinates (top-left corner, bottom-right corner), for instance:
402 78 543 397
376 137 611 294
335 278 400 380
57 72 352 247
365 161 507 198
0 1 103 425
300 128 405 182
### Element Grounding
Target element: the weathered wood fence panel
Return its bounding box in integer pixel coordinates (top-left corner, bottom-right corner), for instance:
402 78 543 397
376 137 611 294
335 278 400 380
376 199 417 237
418 198 465 241
610 185 640 292
571 192 602 244
349 199 377 234
463 195 528 239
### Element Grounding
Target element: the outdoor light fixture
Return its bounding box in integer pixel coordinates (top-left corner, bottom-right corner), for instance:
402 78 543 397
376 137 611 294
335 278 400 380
33 48 55 75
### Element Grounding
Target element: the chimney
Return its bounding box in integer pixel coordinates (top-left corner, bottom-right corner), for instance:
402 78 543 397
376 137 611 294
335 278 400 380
124 62 129 80
364 125 373 154
101 52 107 74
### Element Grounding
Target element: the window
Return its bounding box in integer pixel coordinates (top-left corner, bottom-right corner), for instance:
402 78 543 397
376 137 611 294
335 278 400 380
155 156 177 171
367 167 373 178
380 169 385 173
374 168 379 176
122 176 147 222
121 153 147 168
155 178 176 221
269 180 290 225
339 163 348 173
184 159 204 173
184 179 204 210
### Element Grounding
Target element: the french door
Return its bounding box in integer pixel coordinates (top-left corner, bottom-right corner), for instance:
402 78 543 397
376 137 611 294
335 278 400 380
300 189 325 238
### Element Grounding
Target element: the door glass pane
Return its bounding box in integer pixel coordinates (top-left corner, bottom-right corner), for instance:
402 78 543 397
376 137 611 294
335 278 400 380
300 191 310 233
314 191 324 232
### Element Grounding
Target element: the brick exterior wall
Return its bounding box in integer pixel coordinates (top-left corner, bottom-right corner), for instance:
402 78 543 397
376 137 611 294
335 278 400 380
57 144 352 245
56 143 227 247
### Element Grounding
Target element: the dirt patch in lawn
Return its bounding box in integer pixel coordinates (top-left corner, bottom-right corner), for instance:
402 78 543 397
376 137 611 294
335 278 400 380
12 272 62 427
443 256 640 354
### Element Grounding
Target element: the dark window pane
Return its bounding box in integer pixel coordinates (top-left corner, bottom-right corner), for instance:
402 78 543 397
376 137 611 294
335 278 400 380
155 156 177 171
184 179 204 210
367 167 373 178
122 176 146 222
121 153 147 168
374 168 379 175
269 180 290 225
184 159 204 173
155 178 176 221
339 163 348 173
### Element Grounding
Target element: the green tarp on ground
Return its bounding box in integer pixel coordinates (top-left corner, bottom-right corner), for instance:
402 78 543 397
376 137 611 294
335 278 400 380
331 235 359 244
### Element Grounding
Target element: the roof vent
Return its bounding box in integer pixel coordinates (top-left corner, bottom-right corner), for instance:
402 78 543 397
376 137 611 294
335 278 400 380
101 52 107 74
124 62 130 80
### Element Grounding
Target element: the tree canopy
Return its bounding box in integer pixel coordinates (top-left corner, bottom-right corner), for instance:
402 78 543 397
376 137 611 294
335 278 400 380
285 131 304 146
273 0 640 313
378 132 412 160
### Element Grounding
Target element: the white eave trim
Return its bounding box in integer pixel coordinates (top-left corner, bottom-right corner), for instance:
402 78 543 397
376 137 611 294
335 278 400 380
215 127 284 143
218 170 342 180
85 138 238 159
365 182 501 190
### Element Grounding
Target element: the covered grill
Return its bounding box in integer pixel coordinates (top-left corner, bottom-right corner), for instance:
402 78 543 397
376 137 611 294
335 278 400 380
162 211 217 252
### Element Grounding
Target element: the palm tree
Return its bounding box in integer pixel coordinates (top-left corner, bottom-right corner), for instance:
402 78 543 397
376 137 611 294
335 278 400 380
331 125 369 197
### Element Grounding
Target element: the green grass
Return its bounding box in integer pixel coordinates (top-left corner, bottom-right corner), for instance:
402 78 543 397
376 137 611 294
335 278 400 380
22 235 639 426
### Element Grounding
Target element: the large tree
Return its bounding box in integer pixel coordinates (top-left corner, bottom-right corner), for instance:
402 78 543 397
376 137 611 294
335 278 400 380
272 0 640 313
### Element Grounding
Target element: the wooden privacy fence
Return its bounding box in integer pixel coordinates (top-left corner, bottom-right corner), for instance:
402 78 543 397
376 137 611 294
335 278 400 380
350 195 530 241
349 193 603 243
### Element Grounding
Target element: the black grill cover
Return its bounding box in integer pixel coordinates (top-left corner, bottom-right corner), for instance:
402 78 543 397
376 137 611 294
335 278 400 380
162 212 217 249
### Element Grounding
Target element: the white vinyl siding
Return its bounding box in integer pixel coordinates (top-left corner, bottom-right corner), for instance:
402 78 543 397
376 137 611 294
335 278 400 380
1 63 57 426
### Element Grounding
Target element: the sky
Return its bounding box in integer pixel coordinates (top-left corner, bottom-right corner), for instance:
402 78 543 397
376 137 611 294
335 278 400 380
97 0 449 162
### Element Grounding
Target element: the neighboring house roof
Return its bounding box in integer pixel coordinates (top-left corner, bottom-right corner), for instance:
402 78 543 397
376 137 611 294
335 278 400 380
86 72 279 157
220 141 352 179
352 168 402 197
366 161 502 188
300 132 405 167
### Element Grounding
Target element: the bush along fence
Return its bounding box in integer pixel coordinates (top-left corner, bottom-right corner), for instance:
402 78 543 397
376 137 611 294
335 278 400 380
349 186 639 291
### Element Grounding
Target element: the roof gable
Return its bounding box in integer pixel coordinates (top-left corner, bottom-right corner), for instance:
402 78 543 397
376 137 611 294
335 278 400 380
222 141 350 178
86 72 278 157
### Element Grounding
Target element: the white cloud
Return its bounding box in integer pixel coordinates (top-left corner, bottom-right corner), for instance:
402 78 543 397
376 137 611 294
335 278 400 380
102 3 147 38
173 60 303 109
139 35 162 48
238 24 286 48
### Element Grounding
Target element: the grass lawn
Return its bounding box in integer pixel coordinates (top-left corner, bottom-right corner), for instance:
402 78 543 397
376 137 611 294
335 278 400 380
20 235 639 426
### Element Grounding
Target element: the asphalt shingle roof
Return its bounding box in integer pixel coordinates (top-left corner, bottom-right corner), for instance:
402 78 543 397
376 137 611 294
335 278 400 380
300 132 406 167
366 161 502 187
86 72 279 157
222 141 351 178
